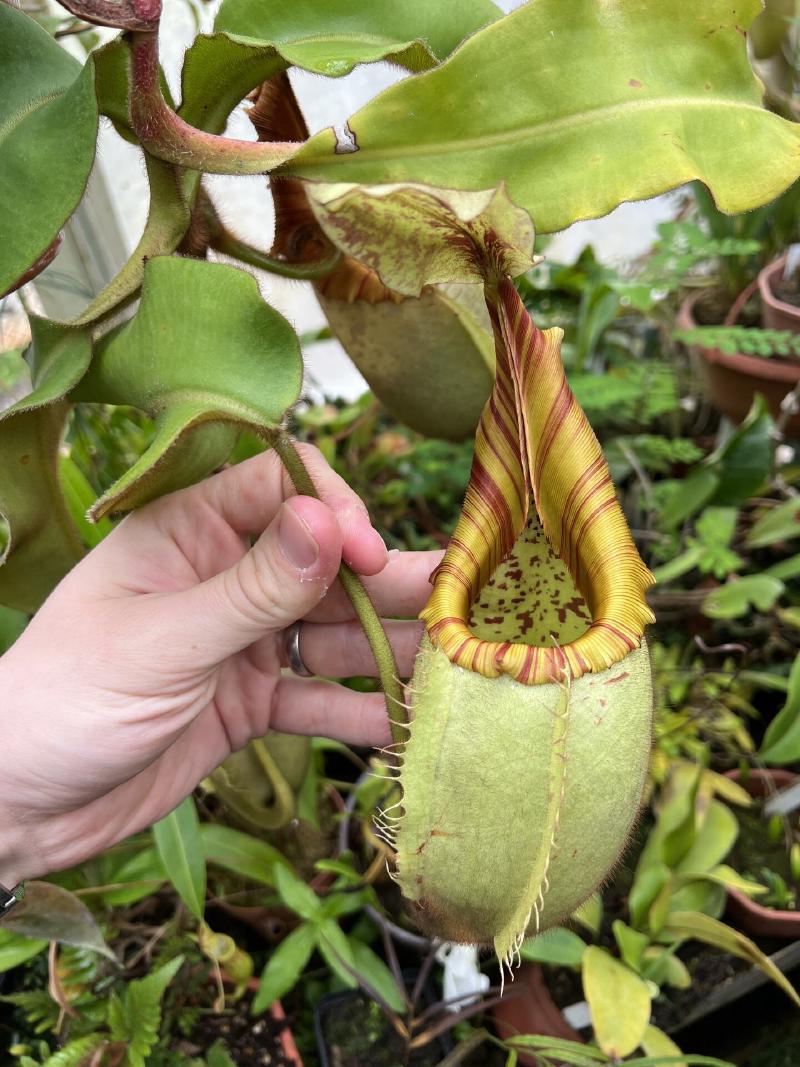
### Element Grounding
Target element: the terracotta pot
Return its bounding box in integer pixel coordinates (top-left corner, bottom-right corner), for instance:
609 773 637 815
724 768 800 940
678 292 800 434
491 964 583 1066
759 254 800 333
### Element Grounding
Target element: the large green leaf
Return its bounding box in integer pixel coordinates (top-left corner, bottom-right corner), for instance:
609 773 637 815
214 0 501 70
73 257 303 518
178 0 493 166
286 0 800 234
159 2 500 198
0 7 98 295
182 0 497 148
176 0 490 193
152 796 206 921
0 321 91 612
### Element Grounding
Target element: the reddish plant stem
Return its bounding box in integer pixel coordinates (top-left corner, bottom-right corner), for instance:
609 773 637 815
58 0 160 30
128 32 300 175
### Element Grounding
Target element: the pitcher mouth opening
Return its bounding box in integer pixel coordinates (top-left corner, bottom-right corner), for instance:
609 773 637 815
420 278 654 685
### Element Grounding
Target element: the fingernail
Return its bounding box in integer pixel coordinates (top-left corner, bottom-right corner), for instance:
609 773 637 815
279 503 320 569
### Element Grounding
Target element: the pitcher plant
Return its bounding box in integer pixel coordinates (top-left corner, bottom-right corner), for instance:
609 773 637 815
309 182 655 970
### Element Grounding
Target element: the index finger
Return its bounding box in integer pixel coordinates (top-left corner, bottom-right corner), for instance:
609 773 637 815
305 549 444 623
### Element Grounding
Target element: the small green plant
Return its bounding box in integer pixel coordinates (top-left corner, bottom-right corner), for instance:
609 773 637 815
753 866 798 910
675 325 800 359
252 860 403 1015
648 643 758 786
521 763 798 1059
7 956 183 1067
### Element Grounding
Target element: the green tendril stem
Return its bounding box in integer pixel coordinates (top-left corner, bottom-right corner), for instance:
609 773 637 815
273 431 408 748
210 229 341 281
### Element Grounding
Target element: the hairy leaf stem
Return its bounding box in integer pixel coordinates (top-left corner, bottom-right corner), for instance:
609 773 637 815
273 432 408 747
197 191 341 279
211 228 341 280
128 31 300 175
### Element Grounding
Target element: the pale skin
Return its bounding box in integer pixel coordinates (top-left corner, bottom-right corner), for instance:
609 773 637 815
0 444 441 888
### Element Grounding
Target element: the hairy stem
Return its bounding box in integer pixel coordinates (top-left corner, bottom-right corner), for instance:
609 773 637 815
198 195 341 279
128 32 300 175
211 228 341 279
273 433 408 747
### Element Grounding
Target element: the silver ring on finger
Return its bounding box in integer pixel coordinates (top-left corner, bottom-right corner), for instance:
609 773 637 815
284 620 313 677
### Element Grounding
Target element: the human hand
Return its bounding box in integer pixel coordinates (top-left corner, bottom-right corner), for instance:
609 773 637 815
0 444 441 885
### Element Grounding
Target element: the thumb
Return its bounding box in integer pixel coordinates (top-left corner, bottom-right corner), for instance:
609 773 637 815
171 496 343 660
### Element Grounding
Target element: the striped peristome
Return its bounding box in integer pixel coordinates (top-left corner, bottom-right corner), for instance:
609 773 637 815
421 276 654 685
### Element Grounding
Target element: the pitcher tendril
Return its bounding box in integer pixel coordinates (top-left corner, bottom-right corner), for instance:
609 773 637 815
272 432 408 748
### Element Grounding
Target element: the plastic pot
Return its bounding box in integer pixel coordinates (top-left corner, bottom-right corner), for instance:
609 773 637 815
314 980 453 1067
724 768 800 940
678 292 800 433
